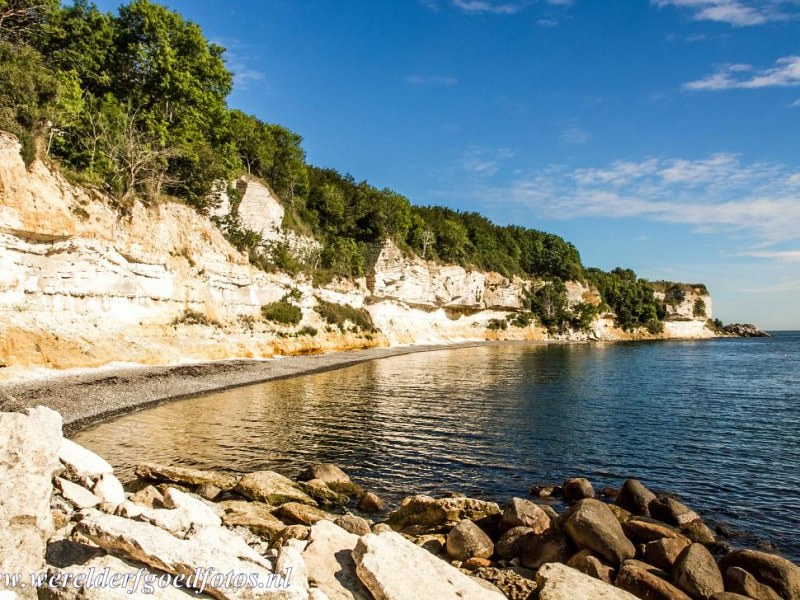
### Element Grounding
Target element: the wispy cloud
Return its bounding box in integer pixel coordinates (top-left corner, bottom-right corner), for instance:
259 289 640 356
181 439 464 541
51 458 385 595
420 0 441 11
461 147 516 177
560 125 591 145
215 37 266 91
738 249 800 261
405 75 459 86
651 0 797 26
791 98 800 106
479 154 800 247
684 56 800 91
452 0 525 14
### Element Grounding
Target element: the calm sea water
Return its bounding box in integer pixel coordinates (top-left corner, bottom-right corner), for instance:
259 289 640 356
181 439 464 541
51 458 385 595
73 333 800 560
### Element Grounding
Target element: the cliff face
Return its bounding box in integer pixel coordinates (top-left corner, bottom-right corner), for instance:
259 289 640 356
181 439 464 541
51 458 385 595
0 133 715 378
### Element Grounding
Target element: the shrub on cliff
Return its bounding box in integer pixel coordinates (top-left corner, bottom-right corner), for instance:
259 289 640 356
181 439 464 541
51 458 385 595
314 298 376 333
261 301 302 326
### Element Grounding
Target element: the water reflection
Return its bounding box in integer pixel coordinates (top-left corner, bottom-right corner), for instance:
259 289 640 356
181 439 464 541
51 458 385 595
74 336 800 560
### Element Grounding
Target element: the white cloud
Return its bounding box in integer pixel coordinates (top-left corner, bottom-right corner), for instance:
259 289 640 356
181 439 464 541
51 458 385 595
739 250 800 261
651 0 797 26
560 126 591 145
791 98 800 106
405 75 459 86
480 154 800 247
452 0 524 14
684 56 800 91
461 147 516 177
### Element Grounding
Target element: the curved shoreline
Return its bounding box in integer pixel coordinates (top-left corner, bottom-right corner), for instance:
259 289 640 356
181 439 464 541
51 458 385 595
1 341 534 435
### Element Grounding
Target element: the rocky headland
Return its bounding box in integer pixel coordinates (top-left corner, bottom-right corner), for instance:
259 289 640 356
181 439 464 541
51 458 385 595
2 405 798 600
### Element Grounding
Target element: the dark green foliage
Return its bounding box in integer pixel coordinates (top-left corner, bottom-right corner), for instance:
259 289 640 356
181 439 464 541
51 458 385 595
507 312 533 328
487 318 507 331
693 298 706 317
707 318 724 333
261 301 302 325
585 267 667 331
569 302 599 332
314 299 376 333
171 308 219 327
297 326 318 337
528 278 571 331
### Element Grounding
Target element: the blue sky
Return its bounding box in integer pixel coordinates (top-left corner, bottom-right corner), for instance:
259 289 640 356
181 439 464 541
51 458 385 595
95 0 800 329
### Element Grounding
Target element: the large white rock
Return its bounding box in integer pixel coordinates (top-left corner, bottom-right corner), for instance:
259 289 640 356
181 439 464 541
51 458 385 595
92 473 126 507
302 521 370 600
536 563 639 600
58 439 114 481
76 509 284 599
352 531 505 600
55 478 100 510
118 488 221 537
0 407 63 600
39 554 196 599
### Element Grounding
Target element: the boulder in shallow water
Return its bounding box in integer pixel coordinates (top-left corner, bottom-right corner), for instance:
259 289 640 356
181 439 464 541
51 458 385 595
563 478 596 502
446 519 494 561
276 502 330 526
623 517 687 544
536 562 639 600
616 479 657 517
356 492 385 514
134 462 238 491
237 470 317 506
649 497 701 528
563 499 636 566
352 531 506 600
297 479 349 507
672 543 724 599
334 514 371 537
718 550 800 600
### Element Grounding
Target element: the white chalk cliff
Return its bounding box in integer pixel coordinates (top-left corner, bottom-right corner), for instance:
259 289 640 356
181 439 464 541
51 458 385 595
0 132 715 379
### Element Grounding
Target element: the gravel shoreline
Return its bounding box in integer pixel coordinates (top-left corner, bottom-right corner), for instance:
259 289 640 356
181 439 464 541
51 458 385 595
0 341 512 434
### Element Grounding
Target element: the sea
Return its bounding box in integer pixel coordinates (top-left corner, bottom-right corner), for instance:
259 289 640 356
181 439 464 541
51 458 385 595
73 332 800 560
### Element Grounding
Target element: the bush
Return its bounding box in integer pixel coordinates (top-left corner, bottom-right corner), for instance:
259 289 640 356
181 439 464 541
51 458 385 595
297 326 318 337
693 298 706 317
261 301 302 325
507 312 532 328
488 319 508 331
314 298 375 333
171 309 220 327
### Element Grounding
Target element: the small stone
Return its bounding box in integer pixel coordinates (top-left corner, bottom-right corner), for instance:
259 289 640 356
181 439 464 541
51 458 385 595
563 477 596 502
567 549 616 584
683 520 717 544
496 526 534 560
219 500 286 539
415 534 446 556
357 491 385 514
271 525 310 549
128 485 164 509
194 483 222 501
298 463 352 485
298 479 350 507
471 566 538 600
446 519 494 561
623 517 687 544
649 497 701 528
236 470 317 506
55 478 100 510
529 484 561 498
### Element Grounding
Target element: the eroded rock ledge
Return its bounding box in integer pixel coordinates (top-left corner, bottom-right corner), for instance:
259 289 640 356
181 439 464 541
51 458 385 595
2 406 797 600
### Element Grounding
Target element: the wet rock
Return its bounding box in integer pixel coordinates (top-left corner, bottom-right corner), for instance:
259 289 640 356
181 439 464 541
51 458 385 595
237 471 317 506
446 519 494 561
602 487 621 500
609 504 633 523
724 566 782 600
617 559 692 600
303 520 371 600
616 479 657 517
472 566 537 600
536 562 639 600
134 462 238 491
1 407 63 600
276 502 330 526
128 485 165 509
623 517 687 544
563 478 596 502
92 473 126 507
563 499 636 566
219 500 286 539
501 498 551 534
644 537 693 571
520 529 572 570
352 531 506 599
55 478 100 510
649 498 701 528
529 484 561 499
672 543 724 599
299 463 351 486
297 480 349 507
496 526 535 559
718 550 800 600
683 520 717 545
59 438 113 481
334 514 371 537
567 549 616 584
385 495 500 535
356 492 384 514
